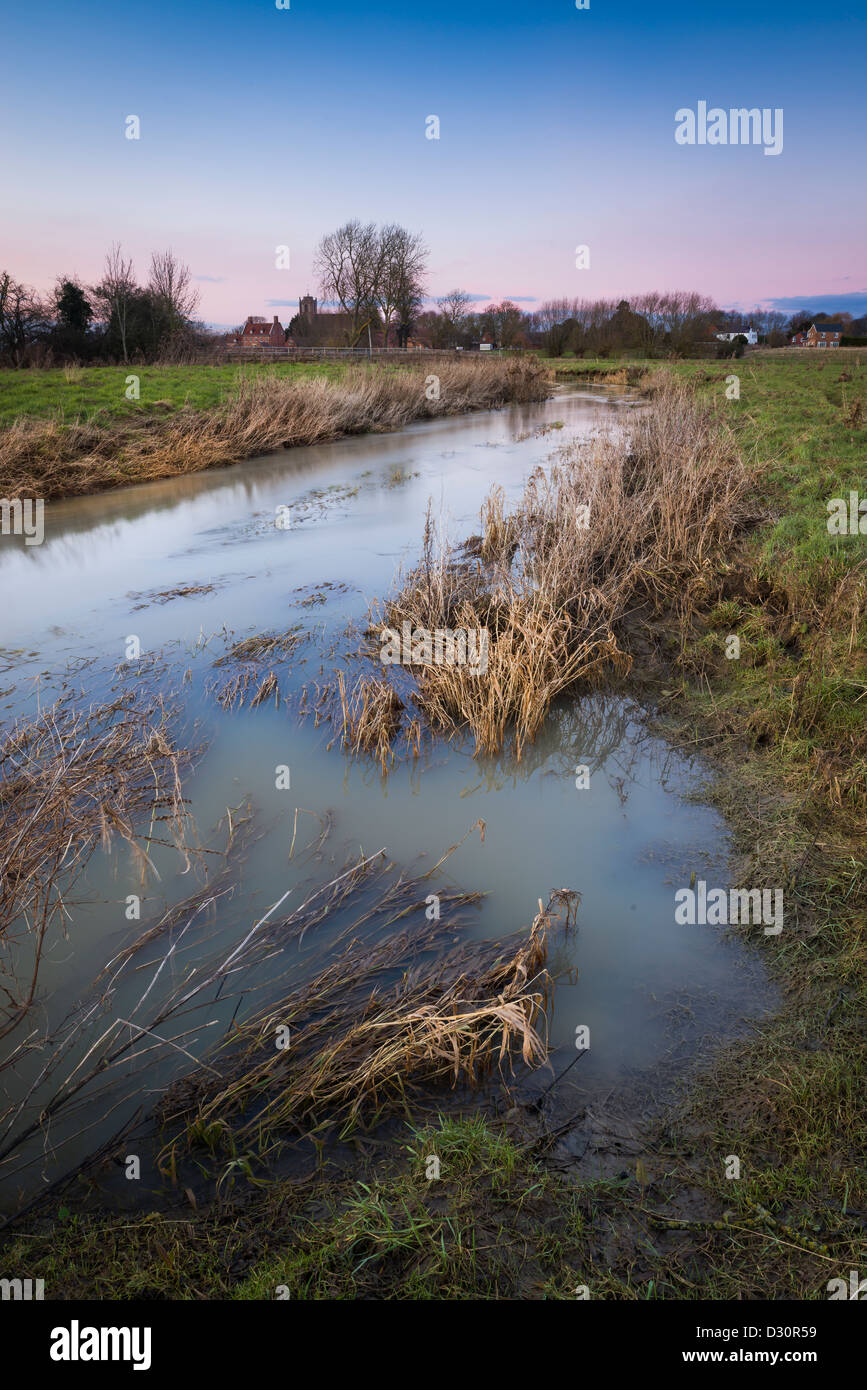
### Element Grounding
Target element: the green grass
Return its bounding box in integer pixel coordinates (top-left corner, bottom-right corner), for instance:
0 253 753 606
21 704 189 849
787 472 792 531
0 1116 615 1301
6 1103 860 1299
552 350 867 1297
0 361 346 427
631 352 867 1296
678 355 867 589
233 1116 574 1300
554 350 866 601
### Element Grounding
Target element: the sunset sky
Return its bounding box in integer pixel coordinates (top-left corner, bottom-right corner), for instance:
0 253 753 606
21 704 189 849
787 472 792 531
3 0 864 327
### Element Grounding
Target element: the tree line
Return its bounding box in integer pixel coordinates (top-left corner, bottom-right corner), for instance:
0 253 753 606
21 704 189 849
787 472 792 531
0 246 205 365
419 294 867 355
305 244 867 352
3 218 864 365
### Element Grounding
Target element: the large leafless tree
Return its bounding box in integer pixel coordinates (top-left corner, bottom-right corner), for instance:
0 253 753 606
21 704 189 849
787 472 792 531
657 290 718 350
373 225 427 348
314 220 429 348
532 298 578 355
313 220 385 346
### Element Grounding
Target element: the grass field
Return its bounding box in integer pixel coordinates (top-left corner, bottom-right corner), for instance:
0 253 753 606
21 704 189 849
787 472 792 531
1 352 864 1299
0 361 346 427
554 351 866 578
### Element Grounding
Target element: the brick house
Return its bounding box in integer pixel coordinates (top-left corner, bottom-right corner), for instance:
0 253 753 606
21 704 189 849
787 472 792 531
790 332 807 346
227 315 291 348
805 322 843 348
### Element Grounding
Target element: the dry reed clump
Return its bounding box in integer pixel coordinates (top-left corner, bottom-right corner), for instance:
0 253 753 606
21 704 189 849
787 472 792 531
475 485 519 564
298 664 422 770
0 358 552 501
335 670 405 773
159 883 557 1152
0 800 327 1183
0 693 191 1042
213 632 303 663
369 380 752 759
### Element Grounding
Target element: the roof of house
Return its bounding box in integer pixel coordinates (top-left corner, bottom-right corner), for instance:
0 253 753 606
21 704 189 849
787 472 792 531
810 322 843 333
227 316 286 344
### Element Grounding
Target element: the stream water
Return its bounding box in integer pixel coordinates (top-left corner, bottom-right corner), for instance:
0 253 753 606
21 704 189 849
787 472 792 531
0 388 774 1201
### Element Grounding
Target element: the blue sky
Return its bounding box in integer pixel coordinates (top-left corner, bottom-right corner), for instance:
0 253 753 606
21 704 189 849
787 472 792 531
2 0 864 325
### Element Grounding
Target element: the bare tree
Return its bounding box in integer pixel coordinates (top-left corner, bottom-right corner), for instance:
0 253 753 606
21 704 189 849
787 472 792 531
412 308 451 348
744 306 787 343
631 291 665 355
314 220 385 346
375 225 427 348
0 272 47 357
658 290 718 352
555 297 606 355
94 243 136 363
397 282 427 347
532 298 578 356
437 288 473 344
394 269 427 349
148 249 200 334
481 301 525 348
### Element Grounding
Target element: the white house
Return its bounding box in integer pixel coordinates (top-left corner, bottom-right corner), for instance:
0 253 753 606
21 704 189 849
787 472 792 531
715 328 758 346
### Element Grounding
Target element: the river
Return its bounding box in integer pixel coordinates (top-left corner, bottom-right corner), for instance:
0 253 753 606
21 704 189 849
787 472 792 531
0 387 774 1200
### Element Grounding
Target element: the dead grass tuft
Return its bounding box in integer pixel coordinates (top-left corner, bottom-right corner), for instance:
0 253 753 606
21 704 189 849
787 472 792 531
160 885 558 1152
208 628 307 710
336 671 405 773
365 380 753 758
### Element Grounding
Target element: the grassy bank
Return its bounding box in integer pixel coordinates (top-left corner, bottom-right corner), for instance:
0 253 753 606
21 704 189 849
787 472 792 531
1 354 864 1300
630 350 866 1294
0 361 345 427
0 357 552 501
